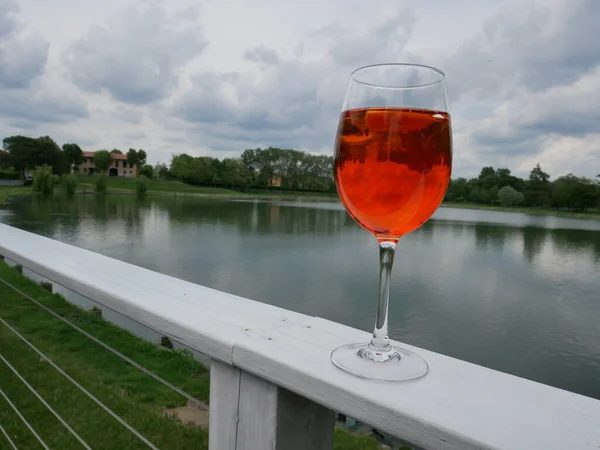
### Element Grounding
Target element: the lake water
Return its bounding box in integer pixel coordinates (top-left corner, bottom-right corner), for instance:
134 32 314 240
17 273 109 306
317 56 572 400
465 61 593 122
1 195 600 400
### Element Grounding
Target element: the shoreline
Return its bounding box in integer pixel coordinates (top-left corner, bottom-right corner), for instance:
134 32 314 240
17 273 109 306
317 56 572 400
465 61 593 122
439 201 600 220
2 184 599 220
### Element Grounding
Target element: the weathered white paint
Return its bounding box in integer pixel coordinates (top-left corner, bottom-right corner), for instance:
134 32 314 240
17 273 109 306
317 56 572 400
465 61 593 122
1 223 600 450
209 362 241 450
210 361 335 450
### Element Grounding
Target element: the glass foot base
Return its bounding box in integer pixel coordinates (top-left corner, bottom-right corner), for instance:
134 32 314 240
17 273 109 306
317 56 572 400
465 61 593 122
331 343 428 381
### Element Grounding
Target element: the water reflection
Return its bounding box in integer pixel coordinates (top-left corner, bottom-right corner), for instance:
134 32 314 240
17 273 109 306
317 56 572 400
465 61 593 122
2 195 600 399
158 197 354 236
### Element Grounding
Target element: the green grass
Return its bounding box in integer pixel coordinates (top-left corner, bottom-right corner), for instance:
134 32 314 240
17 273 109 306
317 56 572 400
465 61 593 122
75 175 242 196
74 176 341 200
0 186 31 205
441 201 600 219
0 262 388 449
0 261 210 450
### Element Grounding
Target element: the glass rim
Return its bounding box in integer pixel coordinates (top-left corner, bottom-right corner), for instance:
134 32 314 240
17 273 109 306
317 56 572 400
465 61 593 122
350 63 446 90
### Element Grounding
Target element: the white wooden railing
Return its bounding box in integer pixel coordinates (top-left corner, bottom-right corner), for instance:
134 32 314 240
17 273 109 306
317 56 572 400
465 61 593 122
1 222 600 450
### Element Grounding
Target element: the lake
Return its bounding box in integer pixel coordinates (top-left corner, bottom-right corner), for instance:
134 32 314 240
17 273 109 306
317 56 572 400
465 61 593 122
1 194 600 400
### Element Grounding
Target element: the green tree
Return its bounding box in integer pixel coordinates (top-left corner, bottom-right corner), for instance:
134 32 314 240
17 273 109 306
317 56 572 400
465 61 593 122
62 143 84 168
94 150 112 173
126 149 147 170
220 158 252 189
445 177 470 202
136 176 148 198
525 164 552 207
110 149 123 154
238 147 334 191
60 174 78 197
477 166 498 190
137 149 147 167
553 175 599 212
140 164 154 178
155 163 169 179
32 166 55 196
0 150 10 169
497 185 525 206
126 148 138 169
95 175 107 193
3 135 68 175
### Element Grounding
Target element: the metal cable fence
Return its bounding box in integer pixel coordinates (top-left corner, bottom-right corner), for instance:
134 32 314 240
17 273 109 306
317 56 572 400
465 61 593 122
0 276 208 411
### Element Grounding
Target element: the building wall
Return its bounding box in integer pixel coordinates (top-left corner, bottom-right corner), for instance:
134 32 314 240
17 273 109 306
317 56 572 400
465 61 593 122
73 155 138 177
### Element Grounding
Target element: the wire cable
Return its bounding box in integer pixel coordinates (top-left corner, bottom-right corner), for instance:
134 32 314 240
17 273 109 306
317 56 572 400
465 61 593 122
0 389 50 450
0 317 159 450
0 356 92 450
0 276 208 410
0 423 19 450
0 424 19 450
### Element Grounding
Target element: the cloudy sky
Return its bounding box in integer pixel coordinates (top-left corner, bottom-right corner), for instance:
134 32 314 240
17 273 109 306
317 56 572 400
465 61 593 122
0 0 598 178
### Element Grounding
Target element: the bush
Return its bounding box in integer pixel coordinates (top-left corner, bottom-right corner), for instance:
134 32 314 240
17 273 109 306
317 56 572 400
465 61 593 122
136 176 148 198
61 174 78 197
0 170 20 180
140 165 154 178
95 175 107 194
32 166 55 196
498 185 525 207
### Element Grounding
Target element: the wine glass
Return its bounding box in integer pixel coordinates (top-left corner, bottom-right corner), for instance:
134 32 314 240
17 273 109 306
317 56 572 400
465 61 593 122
331 63 452 381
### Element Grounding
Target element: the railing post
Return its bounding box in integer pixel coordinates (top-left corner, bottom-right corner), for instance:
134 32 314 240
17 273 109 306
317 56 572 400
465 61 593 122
209 360 335 450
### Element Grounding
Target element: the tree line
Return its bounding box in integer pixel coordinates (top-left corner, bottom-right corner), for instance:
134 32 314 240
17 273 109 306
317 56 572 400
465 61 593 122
169 147 335 192
446 165 600 211
2 134 599 211
1 136 149 176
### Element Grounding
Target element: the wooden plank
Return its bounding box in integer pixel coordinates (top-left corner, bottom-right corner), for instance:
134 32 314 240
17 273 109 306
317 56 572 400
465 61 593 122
236 371 279 450
233 319 600 450
273 385 335 450
1 224 600 450
235 371 335 450
210 361 335 450
0 224 311 365
209 361 241 450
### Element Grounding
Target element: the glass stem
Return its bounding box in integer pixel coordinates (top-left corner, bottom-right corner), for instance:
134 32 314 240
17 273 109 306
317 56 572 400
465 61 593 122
369 240 397 352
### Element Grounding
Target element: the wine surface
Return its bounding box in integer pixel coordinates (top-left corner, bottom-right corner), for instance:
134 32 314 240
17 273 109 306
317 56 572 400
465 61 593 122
335 107 452 239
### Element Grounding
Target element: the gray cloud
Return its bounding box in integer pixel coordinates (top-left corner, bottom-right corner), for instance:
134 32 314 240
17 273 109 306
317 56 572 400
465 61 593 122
444 0 600 102
0 0 19 39
172 5 418 152
434 0 600 176
0 0 48 88
243 46 279 65
0 89 89 126
62 3 207 105
3 0 599 178
0 0 87 129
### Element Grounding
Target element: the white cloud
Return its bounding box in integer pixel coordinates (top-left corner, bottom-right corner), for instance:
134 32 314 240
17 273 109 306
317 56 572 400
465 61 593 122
0 0 47 88
62 2 207 104
1 0 599 177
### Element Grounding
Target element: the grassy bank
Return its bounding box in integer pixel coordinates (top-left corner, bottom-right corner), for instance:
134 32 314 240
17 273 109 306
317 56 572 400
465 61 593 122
75 175 241 196
0 186 31 205
441 201 600 219
3 182 599 222
0 262 385 450
75 175 337 200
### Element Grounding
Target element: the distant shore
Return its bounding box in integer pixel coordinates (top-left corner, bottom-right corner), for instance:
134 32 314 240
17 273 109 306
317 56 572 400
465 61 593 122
2 180 599 221
440 201 600 220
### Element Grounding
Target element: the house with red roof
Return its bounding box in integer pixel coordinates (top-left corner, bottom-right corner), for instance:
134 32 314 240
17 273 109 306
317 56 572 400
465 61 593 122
74 151 138 177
